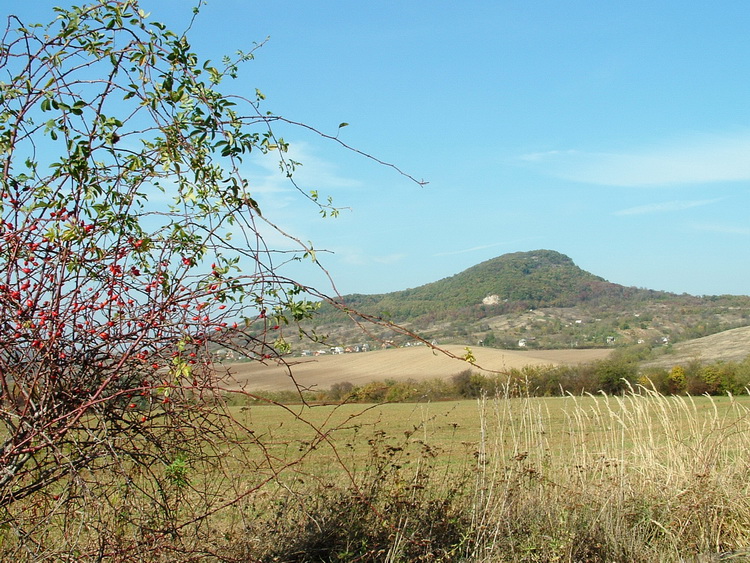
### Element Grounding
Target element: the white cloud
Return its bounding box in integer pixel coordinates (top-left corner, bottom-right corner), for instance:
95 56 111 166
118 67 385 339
614 198 723 216
521 131 750 187
372 253 408 264
339 249 407 266
433 242 508 257
518 149 579 163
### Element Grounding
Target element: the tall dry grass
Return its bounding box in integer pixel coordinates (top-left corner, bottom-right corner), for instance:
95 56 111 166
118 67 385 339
464 385 750 562
215 388 750 561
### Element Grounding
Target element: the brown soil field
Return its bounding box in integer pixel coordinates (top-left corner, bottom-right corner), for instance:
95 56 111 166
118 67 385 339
219 345 612 391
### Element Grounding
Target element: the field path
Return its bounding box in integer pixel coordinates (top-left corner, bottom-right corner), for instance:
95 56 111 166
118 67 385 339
220 345 611 391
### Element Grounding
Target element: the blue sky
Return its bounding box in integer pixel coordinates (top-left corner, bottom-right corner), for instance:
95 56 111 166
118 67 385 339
12 1 750 297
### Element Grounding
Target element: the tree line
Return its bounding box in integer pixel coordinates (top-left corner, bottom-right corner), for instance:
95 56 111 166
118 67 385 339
246 352 750 404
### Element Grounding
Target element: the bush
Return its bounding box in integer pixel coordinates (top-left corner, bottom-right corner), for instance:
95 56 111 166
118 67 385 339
451 369 492 398
595 358 638 394
329 381 356 401
637 367 673 394
0 1 424 557
233 428 473 561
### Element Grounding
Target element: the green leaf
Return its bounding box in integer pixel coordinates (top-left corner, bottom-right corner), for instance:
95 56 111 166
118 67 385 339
463 347 477 364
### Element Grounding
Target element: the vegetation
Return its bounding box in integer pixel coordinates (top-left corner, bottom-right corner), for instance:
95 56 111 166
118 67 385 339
4 2 750 561
6 391 746 561
0 1 418 557
310 250 750 352
241 348 750 405
219 392 750 561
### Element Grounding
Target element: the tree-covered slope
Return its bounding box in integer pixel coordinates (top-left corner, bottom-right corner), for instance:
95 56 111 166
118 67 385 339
301 249 750 351
321 250 672 324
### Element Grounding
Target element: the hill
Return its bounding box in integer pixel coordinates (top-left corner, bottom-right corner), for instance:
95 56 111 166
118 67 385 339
317 250 672 324
304 250 750 352
643 325 750 368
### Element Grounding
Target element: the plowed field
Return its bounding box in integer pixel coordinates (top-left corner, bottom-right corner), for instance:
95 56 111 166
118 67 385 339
220 345 612 391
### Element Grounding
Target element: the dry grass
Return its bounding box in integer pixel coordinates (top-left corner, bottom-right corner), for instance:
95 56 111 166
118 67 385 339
645 326 750 368
217 389 750 561
464 389 750 561
4 390 750 561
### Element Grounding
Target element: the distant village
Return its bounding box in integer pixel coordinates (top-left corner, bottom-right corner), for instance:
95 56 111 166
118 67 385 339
212 339 435 362
301 339 432 357
301 343 371 356
212 292 675 362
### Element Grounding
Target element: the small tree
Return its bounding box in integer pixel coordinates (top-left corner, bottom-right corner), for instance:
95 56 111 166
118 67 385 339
594 358 637 394
668 365 687 393
0 1 422 557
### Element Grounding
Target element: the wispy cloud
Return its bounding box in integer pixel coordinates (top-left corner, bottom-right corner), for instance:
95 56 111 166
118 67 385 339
432 239 541 257
521 132 750 187
372 253 408 264
433 243 507 257
691 223 750 236
339 250 407 266
614 198 724 216
246 141 362 197
519 149 579 163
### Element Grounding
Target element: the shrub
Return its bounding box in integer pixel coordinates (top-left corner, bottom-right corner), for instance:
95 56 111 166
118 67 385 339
452 369 486 398
0 1 422 557
595 358 638 394
231 426 473 561
329 381 356 402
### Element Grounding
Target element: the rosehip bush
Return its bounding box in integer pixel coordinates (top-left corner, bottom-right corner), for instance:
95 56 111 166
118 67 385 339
0 1 396 557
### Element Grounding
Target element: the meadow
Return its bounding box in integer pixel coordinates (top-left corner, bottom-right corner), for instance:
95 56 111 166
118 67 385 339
216 389 750 561
4 389 750 561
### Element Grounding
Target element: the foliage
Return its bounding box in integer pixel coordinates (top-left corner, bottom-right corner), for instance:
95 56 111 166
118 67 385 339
303 350 750 403
164 453 190 489
236 428 471 562
0 1 421 557
669 365 687 392
451 369 485 399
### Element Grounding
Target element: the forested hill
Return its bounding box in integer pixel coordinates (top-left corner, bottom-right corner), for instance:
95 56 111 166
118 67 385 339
319 250 676 325
302 249 750 350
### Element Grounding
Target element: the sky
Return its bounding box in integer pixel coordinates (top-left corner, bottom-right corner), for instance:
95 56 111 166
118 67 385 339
10 1 750 297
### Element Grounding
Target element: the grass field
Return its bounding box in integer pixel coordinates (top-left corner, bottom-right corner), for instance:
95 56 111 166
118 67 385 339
219 390 750 561
233 392 750 478
5 389 750 561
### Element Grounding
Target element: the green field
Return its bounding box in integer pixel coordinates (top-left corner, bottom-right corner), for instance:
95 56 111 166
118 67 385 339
212 392 750 561
5 391 750 561
234 393 750 477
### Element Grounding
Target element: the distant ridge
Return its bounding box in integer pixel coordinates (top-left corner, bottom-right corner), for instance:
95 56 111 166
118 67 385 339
643 325 750 368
